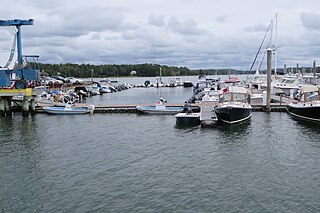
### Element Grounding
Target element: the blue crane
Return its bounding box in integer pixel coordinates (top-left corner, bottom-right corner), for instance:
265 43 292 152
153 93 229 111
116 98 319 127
0 19 39 89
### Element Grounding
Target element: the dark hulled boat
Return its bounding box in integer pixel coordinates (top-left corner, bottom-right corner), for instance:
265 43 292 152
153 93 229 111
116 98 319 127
214 86 252 124
287 85 320 122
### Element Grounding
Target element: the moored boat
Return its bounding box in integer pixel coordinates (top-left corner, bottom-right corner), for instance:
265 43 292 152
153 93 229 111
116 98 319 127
183 80 193 88
175 112 201 126
175 102 201 126
214 86 252 124
43 102 95 115
287 85 320 122
136 97 183 114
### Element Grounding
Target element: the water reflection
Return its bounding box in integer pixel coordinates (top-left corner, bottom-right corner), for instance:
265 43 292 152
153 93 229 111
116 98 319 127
215 120 252 138
0 116 44 212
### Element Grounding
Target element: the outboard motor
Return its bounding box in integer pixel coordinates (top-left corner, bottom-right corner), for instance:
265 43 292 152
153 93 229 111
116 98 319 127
144 80 151 87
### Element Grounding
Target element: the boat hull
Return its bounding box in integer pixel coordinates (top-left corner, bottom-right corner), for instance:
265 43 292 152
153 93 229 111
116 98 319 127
287 103 320 122
215 104 252 124
43 106 92 115
175 112 201 126
136 106 183 115
183 82 193 87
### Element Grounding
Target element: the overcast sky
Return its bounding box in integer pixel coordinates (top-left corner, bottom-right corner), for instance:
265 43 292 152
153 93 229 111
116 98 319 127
1 0 320 70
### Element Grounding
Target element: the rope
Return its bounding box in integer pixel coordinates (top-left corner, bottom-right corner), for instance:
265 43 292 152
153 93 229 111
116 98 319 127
246 23 271 79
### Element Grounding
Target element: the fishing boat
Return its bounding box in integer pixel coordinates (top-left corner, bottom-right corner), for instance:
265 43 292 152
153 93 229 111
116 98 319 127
175 102 201 126
287 85 320 122
214 86 252 124
43 102 95 115
175 112 201 126
136 97 183 114
183 80 193 87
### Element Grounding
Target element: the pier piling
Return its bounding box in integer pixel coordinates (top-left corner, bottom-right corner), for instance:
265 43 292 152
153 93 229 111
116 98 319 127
266 48 272 111
22 96 29 117
0 98 5 117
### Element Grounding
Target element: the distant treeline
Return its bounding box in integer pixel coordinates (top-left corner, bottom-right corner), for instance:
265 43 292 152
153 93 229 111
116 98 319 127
37 63 248 78
37 63 319 78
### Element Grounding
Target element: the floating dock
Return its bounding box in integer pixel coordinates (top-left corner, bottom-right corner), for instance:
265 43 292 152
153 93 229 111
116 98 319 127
199 102 218 126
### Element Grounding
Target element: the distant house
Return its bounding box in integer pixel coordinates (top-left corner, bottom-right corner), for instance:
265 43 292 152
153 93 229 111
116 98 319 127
130 70 137 75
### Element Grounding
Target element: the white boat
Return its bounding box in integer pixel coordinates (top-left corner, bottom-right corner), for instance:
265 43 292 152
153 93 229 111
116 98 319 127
43 102 95 115
136 98 183 114
287 85 320 122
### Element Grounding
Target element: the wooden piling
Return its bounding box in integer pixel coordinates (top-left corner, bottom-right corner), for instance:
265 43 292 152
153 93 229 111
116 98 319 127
5 98 12 116
22 96 29 117
30 98 36 115
0 98 5 117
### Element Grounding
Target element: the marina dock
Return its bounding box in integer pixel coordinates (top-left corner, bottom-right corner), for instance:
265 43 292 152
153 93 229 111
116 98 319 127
35 102 288 114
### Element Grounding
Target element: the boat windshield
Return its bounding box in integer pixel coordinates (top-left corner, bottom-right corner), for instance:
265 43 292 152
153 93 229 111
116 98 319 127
233 93 246 102
305 92 320 102
220 92 246 102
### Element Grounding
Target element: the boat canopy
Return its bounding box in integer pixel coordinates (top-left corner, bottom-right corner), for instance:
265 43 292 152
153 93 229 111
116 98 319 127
229 86 248 94
301 85 319 93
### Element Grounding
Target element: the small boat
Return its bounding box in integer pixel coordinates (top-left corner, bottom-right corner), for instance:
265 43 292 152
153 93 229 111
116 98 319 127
175 103 201 126
224 77 241 84
183 80 193 87
214 86 252 124
175 112 201 126
136 97 183 114
287 85 320 122
43 102 95 115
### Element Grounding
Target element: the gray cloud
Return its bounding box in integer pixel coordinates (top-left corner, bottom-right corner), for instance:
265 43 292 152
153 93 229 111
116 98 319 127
300 13 320 30
148 14 166 27
168 17 204 35
1 1 320 69
244 24 269 32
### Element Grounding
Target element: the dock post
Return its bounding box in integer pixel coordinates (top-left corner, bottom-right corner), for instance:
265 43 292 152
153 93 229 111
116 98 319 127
266 48 272 111
4 98 12 116
30 98 36 115
22 96 29 117
0 98 5 117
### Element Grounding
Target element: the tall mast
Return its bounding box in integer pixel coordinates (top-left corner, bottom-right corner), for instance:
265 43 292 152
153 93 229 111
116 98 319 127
274 13 278 76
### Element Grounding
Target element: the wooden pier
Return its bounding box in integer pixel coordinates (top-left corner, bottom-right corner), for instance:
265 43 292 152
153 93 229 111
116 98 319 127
0 88 36 116
6 93 290 115
199 102 218 126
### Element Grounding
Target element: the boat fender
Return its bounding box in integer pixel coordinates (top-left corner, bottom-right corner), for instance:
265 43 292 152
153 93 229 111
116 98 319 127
88 105 95 114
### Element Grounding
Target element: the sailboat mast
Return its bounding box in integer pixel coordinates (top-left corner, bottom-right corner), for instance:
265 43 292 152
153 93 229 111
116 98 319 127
274 13 278 76
160 67 162 83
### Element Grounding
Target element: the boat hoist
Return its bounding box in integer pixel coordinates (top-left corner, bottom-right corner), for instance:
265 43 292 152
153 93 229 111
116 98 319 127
0 19 39 89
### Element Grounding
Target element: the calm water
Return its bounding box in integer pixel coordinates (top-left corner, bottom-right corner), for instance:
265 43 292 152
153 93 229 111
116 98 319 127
1 81 320 212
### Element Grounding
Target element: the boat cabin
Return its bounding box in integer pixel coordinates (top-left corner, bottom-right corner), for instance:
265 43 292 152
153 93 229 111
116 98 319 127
219 87 249 103
297 85 320 102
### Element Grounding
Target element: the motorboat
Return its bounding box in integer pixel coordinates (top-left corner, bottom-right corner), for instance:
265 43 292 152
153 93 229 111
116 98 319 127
287 85 320 122
214 86 252 124
224 77 241 84
43 102 95 115
183 80 193 87
272 76 300 96
175 102 201 126
136 97 183 115
175 112 201 126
